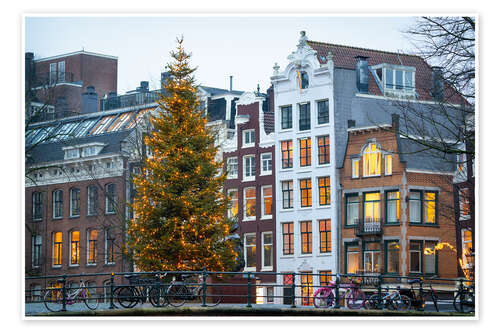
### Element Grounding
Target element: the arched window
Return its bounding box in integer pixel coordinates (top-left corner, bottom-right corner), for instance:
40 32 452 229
363 143 381 177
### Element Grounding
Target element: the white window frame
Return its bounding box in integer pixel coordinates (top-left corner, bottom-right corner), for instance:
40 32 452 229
261 232 273 271
49 62 57 85
243 187 256 221
52 232 62 267
69 230 80 267
363 143 381 177
376 65 416 95
57 61 65 82
352 158 360 178
227 189 238 219
243 155 256 181
261 185 273 219
244 233 257 272
261 152 272 175
385 154 393 175
64 148 80 160
226 157 238 179
242 129 255 147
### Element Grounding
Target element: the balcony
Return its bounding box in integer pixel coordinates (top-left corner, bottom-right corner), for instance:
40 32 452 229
100 90 161 111
355 217 383 236
32 71 76 87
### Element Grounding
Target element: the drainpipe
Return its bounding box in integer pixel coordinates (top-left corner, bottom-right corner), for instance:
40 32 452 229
337 180 343 274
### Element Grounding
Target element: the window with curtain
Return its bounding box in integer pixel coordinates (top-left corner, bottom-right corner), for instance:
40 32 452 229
227 189 238 218
409 191 422 224
385 240 400 274
346 244 360 274
346 194 359 226
386 191 400 224
244 234 256 269
363 143 381 177
70 231 80 265
244 187 256 219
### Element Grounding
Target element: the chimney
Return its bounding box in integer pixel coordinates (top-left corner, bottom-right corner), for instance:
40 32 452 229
347 119 356 128
81 86 98 114
391 113 400 132
230 76 233 92
431 66 444 101
139 81 149 92
355 56 369 93
25 52 35 86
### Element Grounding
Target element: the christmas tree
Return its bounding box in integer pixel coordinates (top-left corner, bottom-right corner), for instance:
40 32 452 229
127 38 238 272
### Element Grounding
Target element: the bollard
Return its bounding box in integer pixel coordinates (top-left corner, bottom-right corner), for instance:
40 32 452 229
334 274 340 309
246 273 252 308
201 267 207 308
377 275 383 310
61 275 67 312
109 272 117 309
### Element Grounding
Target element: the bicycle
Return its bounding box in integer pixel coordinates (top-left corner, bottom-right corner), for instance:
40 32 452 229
178 274 222 307
43 279 99 312
453 281 474 313
365 286 411 310
400 277 439 312
313 276 366 309
114 273 167 308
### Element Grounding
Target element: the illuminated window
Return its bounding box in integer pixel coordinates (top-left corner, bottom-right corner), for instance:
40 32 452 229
262 232 273 269
70 231 80 266
53 232 62 266
385 191 400 224
281 180 293 209
346 243 360 274
281 140 293 169
462 230 473 268
300 221 312 254
352 158 360 178
319 270 332 286
364 242 381 273
243 187 256 220
244 233 256 270
363 192 381 222
301 272 313 306
345 194 359 226
52 190 63 219
385 154 393 175
459 188 471 220
261 153 272 175
88 230 98 265
261 186 273 218
424 192 437 224
243 155 255 180
105 229 115 264
281 106 292 130
70 188 80 217
32 235 42 268
105 183 116 214
226 157 238 179
32 192 43 221
318 176 330 206
227 189 238 218
282 222 294 255
319 219 331 253
317 100 329 125
317 136 330 165
298 103 311 131
385 240 400 274
363 143 381 177
87 185 98 216
300 179 312 208
299 138 311 167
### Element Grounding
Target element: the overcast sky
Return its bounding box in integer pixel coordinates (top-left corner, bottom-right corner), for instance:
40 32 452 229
25 15 418 95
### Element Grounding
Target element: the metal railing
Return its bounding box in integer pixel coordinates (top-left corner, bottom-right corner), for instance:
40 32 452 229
25 270 474 314
355 218 383 236
100 90 161 111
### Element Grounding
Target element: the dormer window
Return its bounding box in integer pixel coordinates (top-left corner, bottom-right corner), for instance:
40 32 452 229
64 148 79 159
372 64 416 97
82 146 98 157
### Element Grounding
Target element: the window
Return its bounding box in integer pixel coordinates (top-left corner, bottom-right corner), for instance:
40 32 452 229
88 230 98 265
363 192 381 222
243 187 256 220
57 61 65 82
300 272 313 306
105 183 116 214
363 143 381 177
298 71 309 90
70 231 80 266
459 188 471 220
298 103 311 131
261 186 273 218
32 192 43 220
424 240 438 275
244 234 257 270
409 241 422 274
282 222 294 255
281 180 293 209
462 229 473 268
226 157 238 179
318 176 330 206
32 235 42 268
281 140 293 169
317 136 330 165
409 190 422 224
424 192 437 224
70 188 80 217
363 242 381 273
300 179 312 208
243 155 256 180
345 194 360 226
319 219 331 253
64 148 80 160
262 232 273 269
49 62 57 85
243 129 255 146
385 240 400 274
261 153 272 175
105 229 115 264
299 138 311 167
266 287 274 303
319 270 332 286
352 158 360 178
87 185 98 216
281 106 292 130
346 243 360 274
53 232 62 266
82 146 99 157
300 221 312 254
227 189 238 218
384 67 415 92
317 100 329 125
385 191 400 224
385 154 393 175
52 190 63 219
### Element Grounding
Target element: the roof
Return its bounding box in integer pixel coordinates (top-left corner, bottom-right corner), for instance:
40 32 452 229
33 50 118 62
200 86 244 96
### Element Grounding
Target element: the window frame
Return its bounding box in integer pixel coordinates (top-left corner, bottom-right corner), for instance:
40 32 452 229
318 219 331 253
242 129 255 147
105 229 115 265
281 105 293 130
352 158 360 178
52 232 62 267
318 176 331 206
243 155 256 181
298 103 311 131
261 185 273 219
424 191 438 225
344 242 360 274
409 190 423 224
317 135 330 165
226 156 238 179
362 142 381 177
87 229 98 265
32 234 42 268
244 233 257 271
384 240 400 275
243 187 256 221
282 222 294 256
345 193 360 227
32 191 43 221
409 240 422 274
52 189 63 219
261 232 273 270
70 188 80 217
260 152 272 175
300 221 313 255
227 189 238 219
362 241 381 273
87 185 98 216
105 183 117 214
385 154 393 175
70 230 80 266
299 137 311 167
385 190 400 225
281 180 293 210
281 140 293 169
363 191 381 223
317 100 329 125
299 178 312 208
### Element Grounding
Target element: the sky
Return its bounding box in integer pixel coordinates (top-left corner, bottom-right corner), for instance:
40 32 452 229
25 15 418 94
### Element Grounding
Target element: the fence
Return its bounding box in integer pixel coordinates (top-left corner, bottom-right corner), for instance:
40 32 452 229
25 270 475 313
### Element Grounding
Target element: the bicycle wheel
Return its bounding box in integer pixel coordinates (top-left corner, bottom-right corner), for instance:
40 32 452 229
398 295 411 311
43 289 63 312
149 286 167 308
196 287 222 307
312 287 334 308
365 294 381 310
166 283 187 307
115 286 138 308
454 291 475 313
346 289 366 309
84 288 99 310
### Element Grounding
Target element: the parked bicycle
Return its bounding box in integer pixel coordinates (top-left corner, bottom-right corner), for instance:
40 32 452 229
399 277 439 312
176 274 222 307
365 286 411 310
114 273 168 308
313 275 366 309
454 281 474 313
43 279 99 312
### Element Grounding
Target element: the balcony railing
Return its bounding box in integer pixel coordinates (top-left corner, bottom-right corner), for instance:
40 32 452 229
355 217 383 236
100 90 161 111
32 71 75 86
